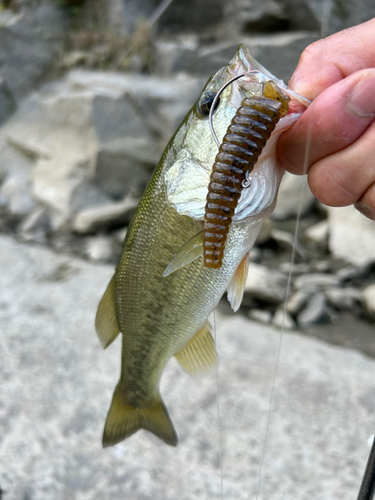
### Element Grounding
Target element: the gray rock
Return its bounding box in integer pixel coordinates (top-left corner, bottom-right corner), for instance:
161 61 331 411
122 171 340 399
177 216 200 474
244 262 287 304
0 172 35 217
362 284 375 320
0 77 16 126
325 287 362 310
156 32 318 83
270 228 307 259
157 0 226 34
0 234 374 500
73 196 138 234
0 70 202 230
294 273 340 290
327 206 375 267
248 308 272 324
224 0 288 34
0 2 67 100
272 307 296 330
17 206 50 244
278 261 311 276
336 265 360 283
286 287 317 316
83 235 115 262
305 220 328 252
113 226 128 244
297 292 331 327
272 172 316 221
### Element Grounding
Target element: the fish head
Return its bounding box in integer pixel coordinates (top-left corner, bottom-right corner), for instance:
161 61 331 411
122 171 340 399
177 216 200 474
165 45 307 223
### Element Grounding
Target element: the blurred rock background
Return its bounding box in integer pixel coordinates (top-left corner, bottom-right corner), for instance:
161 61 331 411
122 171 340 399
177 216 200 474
0 0 374 340
1 1 375 499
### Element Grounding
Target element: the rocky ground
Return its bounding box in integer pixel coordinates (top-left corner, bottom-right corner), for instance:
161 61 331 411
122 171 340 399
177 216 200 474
1 234 375 500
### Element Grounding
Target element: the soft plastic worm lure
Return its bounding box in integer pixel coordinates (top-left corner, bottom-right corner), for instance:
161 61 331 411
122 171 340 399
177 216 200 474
203 79 290 269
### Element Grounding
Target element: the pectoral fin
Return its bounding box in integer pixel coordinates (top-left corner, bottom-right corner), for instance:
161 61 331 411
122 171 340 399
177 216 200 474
102 384 178 447
163 230 203 277
227 253 250 312
175 321 217 377
95 275 121 348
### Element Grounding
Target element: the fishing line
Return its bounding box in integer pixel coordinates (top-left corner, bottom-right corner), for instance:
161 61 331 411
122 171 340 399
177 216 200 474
213 307 225 499
254 3 326 494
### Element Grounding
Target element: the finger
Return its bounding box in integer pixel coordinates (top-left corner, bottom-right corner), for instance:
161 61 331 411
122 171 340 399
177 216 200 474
289 18 375 99
355 184 375 221
278 69 375 175
307 118 375 207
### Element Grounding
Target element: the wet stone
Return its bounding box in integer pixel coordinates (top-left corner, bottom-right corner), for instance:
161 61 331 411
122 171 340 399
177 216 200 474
248 309 272 324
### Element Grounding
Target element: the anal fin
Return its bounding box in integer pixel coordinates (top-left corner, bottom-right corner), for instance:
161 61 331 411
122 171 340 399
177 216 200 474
163 230 203 277
175 321 217 377
227 253 250 312
95 274 121 348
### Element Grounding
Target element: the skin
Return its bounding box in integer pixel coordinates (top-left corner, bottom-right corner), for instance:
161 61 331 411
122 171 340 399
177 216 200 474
278 18 375 220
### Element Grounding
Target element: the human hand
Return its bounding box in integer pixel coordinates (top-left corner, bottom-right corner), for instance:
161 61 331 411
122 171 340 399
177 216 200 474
278 18 375 220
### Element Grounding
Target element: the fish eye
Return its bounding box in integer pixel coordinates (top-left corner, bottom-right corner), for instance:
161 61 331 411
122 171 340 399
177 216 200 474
196 91 220 118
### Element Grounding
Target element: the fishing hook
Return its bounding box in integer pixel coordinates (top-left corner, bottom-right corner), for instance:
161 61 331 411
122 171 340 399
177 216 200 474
208 73 247 148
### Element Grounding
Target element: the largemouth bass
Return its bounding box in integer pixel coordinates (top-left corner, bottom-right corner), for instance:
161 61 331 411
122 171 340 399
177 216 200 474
95 45 309 447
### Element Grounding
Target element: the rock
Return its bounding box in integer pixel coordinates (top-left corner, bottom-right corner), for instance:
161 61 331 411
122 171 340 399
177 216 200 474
94 137 160 199
362 284 375 320
157 0 226 34
83 235 114 262
286 287 317 316
270 228 307 259
336 265 360 283
272 307 296 330
325 287 362 310
294 273 340 290
272 172 316 221
0 70 202 231
224 0 288 34
0 77 16 126
1 234 374 500
73 196 138 234
256 218 273 244
0 172 35 217
156 32 318 83
327 206 375 267
0 2 67 101
304 220 328 252
244 262 287 304
17 207 50 244
297 292 331 327
278 261 311 276
309 259 332 273
114 226 128 243
248 308 272 324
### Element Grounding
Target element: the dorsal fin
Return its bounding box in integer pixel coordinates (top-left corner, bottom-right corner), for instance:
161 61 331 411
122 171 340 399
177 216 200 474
95 275 121 348
227 253 250 312
175 321 217 377
163 230 203 277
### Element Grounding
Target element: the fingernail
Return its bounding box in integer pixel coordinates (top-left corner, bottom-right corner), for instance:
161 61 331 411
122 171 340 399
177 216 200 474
348 73 375 118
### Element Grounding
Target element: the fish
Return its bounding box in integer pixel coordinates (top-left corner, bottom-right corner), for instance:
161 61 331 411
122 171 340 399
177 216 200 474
95 44 309 448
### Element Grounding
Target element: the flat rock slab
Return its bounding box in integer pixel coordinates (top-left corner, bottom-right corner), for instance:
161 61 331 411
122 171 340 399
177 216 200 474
0 235 374 500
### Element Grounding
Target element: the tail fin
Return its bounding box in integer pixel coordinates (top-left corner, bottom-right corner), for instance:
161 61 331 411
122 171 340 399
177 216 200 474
102 384 178 447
